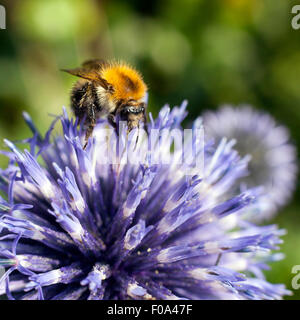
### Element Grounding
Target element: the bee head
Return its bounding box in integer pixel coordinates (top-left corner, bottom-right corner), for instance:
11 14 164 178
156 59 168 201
121 104 145 116
117 102 146 131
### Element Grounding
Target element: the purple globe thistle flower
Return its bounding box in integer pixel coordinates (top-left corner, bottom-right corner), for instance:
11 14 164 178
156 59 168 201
0 102 289 300
203 105 298 220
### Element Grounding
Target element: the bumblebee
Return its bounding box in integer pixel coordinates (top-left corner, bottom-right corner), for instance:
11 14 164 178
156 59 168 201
62 59 148 148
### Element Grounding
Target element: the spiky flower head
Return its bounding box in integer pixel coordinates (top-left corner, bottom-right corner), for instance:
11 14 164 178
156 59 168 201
203 105 297 220
0 102 289 299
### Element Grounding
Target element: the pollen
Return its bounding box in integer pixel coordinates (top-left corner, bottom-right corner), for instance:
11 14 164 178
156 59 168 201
100 62 147 101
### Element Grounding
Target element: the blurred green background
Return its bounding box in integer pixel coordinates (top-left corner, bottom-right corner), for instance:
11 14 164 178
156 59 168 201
0 0 299 299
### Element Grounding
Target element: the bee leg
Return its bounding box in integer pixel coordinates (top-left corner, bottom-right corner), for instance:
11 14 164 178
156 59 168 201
83 104 97 150
143 121 148 136
108 113 121 137
108 113 116 129
215 253 222 266
83 123 95 150
143 109 148 135
133 123 140 149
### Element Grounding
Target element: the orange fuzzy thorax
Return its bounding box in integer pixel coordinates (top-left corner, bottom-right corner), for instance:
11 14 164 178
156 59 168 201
100 62 147 102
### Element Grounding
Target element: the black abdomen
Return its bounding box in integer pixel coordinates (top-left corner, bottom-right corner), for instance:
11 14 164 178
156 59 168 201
70 81 102 124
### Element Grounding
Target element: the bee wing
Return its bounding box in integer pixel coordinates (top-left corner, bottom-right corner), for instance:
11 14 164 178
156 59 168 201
81 59 108 70
61 64 112 91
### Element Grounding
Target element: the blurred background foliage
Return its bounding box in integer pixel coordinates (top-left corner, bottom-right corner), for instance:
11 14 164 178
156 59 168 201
0 0 299 299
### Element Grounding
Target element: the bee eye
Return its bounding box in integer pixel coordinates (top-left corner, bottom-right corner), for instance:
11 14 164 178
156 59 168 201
121 105 145 115
121 106 131 115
